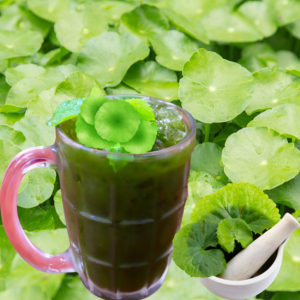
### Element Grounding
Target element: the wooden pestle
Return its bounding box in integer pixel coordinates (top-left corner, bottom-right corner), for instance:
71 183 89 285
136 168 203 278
219 213 300 281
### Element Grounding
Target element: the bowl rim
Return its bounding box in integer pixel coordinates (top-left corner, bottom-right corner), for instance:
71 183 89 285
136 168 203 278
202 237 289 286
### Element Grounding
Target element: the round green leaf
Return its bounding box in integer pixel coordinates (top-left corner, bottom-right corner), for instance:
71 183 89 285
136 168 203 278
5 64 45 86
99 1 136 23
150 30 198 71
222 127 300 190
191 182 281 234
0 30 43 60
245 68 300 114
51 71 105 111
191 142 225 179
161 9 209 44
76 113 114 149
201 6 263 43
77 32 149 88
267 228 300 291
276 50 300 77
80 94 108 125
95 100 141 143
123 61 179 101
13 116 55 146
55 2 108 53
265 0 300 26
179 49 254 123
122 120 157 154
17 168 56 208
121 4 169 43
173 220 226 277
217 218 253 253
54 190 65 226
0 287 48 300
266 173 300 211
27 0 71 23
248 104 300 140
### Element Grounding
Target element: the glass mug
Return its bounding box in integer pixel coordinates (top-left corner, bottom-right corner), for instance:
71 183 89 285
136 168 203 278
0 95 196 300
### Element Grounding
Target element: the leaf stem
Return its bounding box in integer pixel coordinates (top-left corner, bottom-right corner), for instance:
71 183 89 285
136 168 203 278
204 124 211 143
280 204 285 218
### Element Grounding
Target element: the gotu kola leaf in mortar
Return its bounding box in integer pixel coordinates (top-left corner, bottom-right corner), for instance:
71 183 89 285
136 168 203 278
248 104 300 140
217 218 253 253
222 127 300 190
173 219 226 278
179 48 254 123
191 182 281 234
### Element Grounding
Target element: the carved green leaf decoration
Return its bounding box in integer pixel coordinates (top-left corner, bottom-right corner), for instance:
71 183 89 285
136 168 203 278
77 32 149 87
121 4 169 43
95 100 141 143
222 127 300 190
75 114 114 149
123 61 179 101
80 94 108 125
161 9 209 44
245 68 300 114
55 2 108 53
150 30 199 71
191 182 281 234
217 218 253 253
0 30 43 60
179 49 254 123
266 174 300 211
27 0 70 23
173 220 226 277
248 104 300 140
122 120 157 154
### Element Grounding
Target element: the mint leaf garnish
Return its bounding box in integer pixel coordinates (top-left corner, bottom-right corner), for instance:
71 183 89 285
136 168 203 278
125 98 155 121
47 98 85 126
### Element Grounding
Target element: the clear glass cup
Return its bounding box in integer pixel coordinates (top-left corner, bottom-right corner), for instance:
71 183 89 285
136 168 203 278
0 95 196 299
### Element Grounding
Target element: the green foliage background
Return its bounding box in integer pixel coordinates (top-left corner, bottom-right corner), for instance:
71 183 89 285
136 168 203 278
0 0 300 299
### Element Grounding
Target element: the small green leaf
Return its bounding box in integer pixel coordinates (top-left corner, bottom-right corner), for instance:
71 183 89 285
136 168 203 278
191 182 281 234
47 98 85 126
248 104 300 140
121 4 169 43
17 168 56 208
27 0 70 23
124 61 179 101
13 116 55 146
54 190 65 226
162 8 209 44
18 206 55 231
51 71 105 111
150 30 199 71
76 114 114 149
0 30 43 60
217 218 253 253
179 49 254 123
77 32 149 87
95 100 141 143
125 98 155 121
55 2 108 53
266 173 300 211
80 94 108 125
222 127 300 190
245 68 300 114
122 120 157 154
173 220 226 277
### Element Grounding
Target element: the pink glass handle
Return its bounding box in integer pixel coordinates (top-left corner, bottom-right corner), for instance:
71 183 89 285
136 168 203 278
0 146 75 273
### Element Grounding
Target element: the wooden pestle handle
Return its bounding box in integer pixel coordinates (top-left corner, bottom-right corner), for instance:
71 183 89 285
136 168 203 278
219 213 300 281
